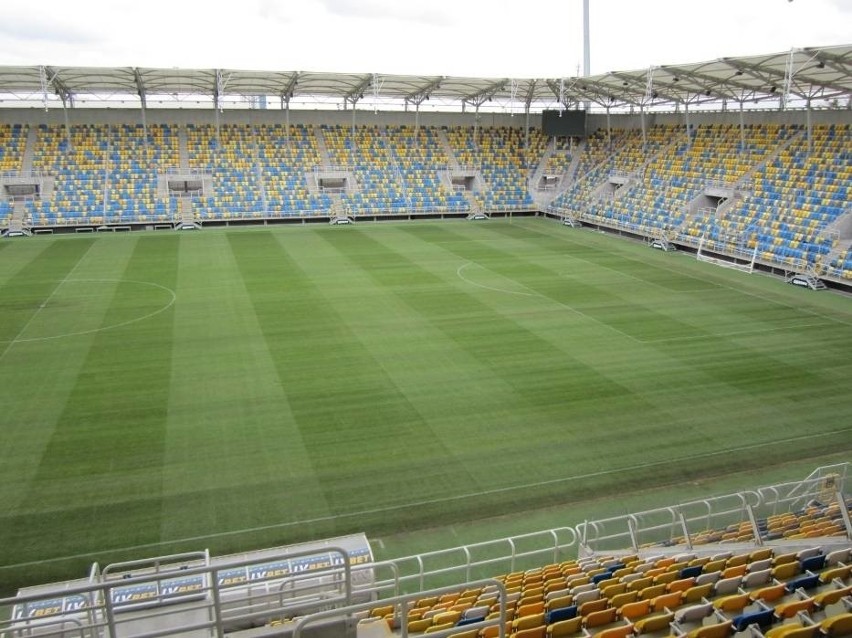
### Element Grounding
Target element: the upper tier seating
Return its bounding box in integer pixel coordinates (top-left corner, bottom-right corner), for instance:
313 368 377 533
258 124 331 216
186 124 264 219
322 125 407 214
446 126 536 211
0 123 27 173
385 125 468 213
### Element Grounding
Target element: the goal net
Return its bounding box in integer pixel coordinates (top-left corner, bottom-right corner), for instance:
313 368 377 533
696 236 757 274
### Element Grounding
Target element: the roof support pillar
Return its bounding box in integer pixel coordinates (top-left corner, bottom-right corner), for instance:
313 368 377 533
739 101 745 151
684 101 691 149
524 103 530 151
474 102 481 147
582 0 591 110
605 105 612 151
139 100 149 151
351 100 357 138
214 101 221 148
414 101 420 139
640 104 646 151
806 99 813 157
61 96 73 154
285 97 290 144
134 68 149 150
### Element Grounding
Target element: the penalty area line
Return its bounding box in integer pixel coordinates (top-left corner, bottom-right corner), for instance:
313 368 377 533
3 426 850 570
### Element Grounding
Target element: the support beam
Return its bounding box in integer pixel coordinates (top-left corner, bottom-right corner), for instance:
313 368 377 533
806 99 813 156
134 68 149 149
739 100 745 151
684 101 691 148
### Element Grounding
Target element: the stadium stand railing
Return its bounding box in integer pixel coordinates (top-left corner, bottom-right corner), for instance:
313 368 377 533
2 464 849 638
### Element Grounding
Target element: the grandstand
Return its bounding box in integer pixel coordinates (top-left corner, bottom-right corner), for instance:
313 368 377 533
0 42 850 638
2 464 850 638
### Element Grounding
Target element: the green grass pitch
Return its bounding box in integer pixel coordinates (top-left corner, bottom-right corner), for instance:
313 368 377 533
1 218 850 594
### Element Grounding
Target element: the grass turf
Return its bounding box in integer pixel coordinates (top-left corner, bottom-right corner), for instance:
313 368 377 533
0 218 850 594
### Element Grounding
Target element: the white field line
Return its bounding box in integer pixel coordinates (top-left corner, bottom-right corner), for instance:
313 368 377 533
4 426 850 570
0 242 96 362
0 280 176 344
456 261 643 344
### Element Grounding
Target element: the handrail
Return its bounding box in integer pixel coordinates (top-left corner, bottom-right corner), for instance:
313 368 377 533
2 547 355 638
576 465 848 554
292 578 507 638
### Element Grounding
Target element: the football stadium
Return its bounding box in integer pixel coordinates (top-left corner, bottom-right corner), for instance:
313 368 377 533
0 9 851 638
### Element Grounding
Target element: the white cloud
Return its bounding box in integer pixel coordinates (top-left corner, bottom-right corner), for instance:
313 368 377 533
0 0 847 78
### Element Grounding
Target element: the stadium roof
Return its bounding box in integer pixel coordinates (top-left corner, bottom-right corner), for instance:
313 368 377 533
0 44 849 111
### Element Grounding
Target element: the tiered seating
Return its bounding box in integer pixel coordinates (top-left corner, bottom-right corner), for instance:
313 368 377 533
322 125 407 214
615 124 790 236
551 126 673 218
0 122 25 224
685 125 849 270
28 124 108 225
0 123 27 172
365 544 852 638
106 124 177 223
186 124 264 219
446 126 536 211
826 246 852 280
257 124 330 216
385 125 468 212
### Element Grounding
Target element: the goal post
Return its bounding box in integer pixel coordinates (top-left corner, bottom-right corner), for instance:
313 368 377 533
696 235 757 274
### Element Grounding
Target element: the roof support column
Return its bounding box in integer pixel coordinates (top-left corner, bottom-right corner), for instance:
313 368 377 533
214 101 221 147
739 101 745 151
351 100 357 138
524 103 530 151
582 0 591 110
640 104 646 151
414 101 420 139
139 100 149 151
806 99 813 157
474 102 480 147
605 105 612 151
134 69 149 150
684 101 691 149
285 97 291 144
61 96 73 154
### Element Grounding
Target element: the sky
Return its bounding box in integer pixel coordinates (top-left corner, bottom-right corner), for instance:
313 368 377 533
0 0 850 78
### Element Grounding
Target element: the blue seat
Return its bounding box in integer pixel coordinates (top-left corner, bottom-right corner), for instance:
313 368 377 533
731 609 774 632
784 574 821 593
799 554 826 573
546 606 578 624
680 565 704 579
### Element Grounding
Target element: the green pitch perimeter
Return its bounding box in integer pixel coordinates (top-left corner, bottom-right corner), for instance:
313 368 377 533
1 218 850 594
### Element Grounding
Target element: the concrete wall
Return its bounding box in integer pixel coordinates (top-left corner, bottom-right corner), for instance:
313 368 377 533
1 105 848 131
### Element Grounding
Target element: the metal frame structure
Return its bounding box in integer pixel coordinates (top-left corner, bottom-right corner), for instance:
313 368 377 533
0 45 849 114
1 465 849 638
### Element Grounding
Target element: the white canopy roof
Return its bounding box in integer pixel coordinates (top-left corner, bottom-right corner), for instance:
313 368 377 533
0 44 848 111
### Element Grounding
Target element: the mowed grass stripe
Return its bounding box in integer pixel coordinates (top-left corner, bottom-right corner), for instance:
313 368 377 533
401 223 707 342
486 222 833 337
395 223 848 470
496 220 852 443
0 238 95 344
160 233 333 546
286 231 531 458
0 237 139 516
228 231 479 531
311 227 625 494
334 227 684 485
4 235 179 575
467 223 827 397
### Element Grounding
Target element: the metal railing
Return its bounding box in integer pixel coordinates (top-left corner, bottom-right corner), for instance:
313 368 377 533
576 463 850 554
1 547 357 638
